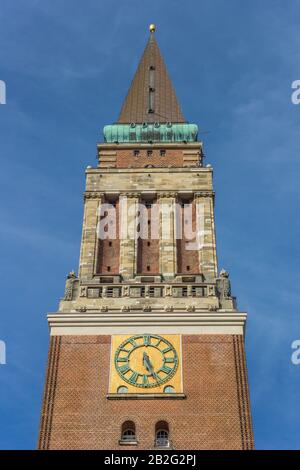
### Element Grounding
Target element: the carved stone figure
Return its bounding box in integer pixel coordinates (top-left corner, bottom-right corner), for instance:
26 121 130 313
64 271 77 301
216 268 231 298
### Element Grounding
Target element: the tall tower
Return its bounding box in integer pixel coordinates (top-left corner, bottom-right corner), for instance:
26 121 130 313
38 25 254 450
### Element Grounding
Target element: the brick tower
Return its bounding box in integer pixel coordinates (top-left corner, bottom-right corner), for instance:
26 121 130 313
38 25 254 450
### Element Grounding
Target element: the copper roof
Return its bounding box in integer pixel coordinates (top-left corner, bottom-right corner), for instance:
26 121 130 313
117 32 186 124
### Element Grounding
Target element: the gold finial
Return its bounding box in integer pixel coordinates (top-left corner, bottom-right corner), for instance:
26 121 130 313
149 24 156 33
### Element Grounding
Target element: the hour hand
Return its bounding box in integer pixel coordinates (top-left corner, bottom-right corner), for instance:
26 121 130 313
143 352 154 374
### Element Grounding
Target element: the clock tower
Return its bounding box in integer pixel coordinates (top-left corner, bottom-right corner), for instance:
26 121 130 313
38 25 254 450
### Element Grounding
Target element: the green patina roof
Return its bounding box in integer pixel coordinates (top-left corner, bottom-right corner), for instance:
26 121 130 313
103 123 198 143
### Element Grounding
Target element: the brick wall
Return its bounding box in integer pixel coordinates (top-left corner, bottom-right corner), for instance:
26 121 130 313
38 334 254 450
137 201 159 274
96 200 120 274
101 148 188 169
176 200 199 274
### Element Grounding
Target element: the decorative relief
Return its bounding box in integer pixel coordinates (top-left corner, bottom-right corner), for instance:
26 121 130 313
207 285 216 297
84 191 105 201
194 191 215 199
157 192 178 199
165 285 173 297
186 305 195 312
122 286 130 297
80 286 87 297
208 305 218 312
143 306 152 312
100 306 108 312
121 306 131 312
120 192 141 199
164 305 174 312
76 306 87 312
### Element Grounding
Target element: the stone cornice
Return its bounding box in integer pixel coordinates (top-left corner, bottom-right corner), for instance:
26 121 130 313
48 312 247 336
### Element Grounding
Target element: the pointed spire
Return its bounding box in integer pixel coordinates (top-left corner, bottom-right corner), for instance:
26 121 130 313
117 25 186 124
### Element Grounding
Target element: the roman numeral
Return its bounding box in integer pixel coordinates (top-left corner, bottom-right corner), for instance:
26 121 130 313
118 364 130 374
143 335 151 346
161 347 172 354
143 374 149 386
164 357 175 363
160 364 172 374
129 372 139 384
128 338 137 348
117 357 129 363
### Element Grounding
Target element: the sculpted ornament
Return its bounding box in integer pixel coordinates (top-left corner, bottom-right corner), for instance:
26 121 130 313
64 271 77 301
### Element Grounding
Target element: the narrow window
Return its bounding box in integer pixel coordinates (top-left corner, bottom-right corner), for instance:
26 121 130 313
147 150 153 157
155 421 169 448
160 149 166 156
147 265 151 272
186 265 190 271
134 150 140 157
109 241 112 247
107 266 111 272
120 421 136 443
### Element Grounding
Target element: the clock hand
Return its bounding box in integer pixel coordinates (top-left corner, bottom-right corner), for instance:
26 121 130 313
143 352 154 374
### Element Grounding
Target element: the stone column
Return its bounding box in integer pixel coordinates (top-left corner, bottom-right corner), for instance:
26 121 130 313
79 191 104 281
119 192 140 280
194 191 218 280
158 192 177 280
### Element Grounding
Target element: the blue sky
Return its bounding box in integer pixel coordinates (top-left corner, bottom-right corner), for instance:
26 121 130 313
0 0 300 450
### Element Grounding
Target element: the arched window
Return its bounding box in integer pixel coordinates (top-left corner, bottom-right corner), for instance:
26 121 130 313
120 421 136 443
155 421 170 447
163 385 175 394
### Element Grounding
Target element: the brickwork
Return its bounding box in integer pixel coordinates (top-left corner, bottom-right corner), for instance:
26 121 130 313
98 144 201 169
113 148 194 169
97 200 120 274
176 200 199 274
137 201 159 274
38 334 254 450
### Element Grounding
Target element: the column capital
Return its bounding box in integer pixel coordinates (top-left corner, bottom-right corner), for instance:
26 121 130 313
120 192 141 199
157 191 178 199
194 190 215 200
83 191 105 201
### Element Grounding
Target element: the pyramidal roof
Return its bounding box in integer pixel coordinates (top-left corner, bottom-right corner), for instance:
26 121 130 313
117 27 186 124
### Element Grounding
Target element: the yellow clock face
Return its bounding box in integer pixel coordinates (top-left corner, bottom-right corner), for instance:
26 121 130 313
115 334 178 388
109 334 182 394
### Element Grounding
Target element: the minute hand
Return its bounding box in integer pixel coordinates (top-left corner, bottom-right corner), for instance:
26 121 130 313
143 352 154 374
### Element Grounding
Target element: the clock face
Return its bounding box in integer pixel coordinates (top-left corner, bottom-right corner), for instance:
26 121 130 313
114 334 178 388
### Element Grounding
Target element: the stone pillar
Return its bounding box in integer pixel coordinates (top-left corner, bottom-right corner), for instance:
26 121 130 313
79 191 104 281
158 192 177 280
194 191 218 280
119 192 139 280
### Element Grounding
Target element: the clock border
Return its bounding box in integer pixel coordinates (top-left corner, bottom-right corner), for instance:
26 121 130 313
114 334 179 389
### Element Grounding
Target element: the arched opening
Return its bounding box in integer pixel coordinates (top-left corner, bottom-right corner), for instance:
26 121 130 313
120 421 136 443
155 421 170 448
163 385 175 393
